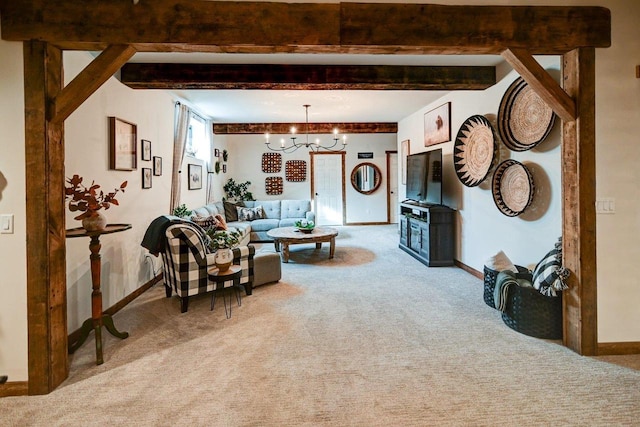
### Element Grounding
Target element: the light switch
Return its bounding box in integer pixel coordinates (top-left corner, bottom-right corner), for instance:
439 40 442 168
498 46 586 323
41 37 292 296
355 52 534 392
0 214 14 234
596 198 615 214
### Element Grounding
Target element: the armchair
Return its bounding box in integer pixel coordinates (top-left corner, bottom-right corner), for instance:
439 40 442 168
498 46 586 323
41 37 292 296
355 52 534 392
161 223 255 313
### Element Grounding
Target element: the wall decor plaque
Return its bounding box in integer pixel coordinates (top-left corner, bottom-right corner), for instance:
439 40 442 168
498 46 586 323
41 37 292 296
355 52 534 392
454 115 497 187
497 77 556 151
285 160 307 182
265 176 283 195
262 152 282 173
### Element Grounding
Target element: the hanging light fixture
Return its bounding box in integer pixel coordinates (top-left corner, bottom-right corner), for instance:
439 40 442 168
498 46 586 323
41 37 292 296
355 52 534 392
264 104 348 153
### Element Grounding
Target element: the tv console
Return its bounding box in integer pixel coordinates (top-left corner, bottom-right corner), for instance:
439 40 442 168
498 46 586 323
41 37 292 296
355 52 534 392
399 201 454 267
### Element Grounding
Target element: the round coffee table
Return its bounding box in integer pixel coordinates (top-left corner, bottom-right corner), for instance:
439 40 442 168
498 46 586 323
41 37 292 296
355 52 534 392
266 226 339 263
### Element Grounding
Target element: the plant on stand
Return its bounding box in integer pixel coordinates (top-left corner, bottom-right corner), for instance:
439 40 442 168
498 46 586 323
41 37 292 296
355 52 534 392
223 178 254 202
206 228 241 272
65 174 127 232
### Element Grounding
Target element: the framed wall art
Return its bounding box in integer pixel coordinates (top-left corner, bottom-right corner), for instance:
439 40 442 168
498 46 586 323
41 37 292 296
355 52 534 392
188 164 203 190
141 139 152 161
153 156 162 176
108 116 137 171
400 139 410 185
424 102 451 147
142 168 152 189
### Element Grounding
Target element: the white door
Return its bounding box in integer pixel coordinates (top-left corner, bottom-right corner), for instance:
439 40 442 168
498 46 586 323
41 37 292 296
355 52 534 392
388 152 399 223
312 153 344 225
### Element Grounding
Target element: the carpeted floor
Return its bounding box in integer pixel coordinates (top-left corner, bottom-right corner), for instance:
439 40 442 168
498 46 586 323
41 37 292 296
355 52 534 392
3 225 639 426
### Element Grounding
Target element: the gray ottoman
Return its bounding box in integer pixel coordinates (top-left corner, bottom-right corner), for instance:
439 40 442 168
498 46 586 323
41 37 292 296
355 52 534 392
253 249 282 287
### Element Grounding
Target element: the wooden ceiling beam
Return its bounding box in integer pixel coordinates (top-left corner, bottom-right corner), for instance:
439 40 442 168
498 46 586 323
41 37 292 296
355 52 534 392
0 1 611 55
501 48 577 122
51 45 136 124
120 63 496 90
213 123 397 135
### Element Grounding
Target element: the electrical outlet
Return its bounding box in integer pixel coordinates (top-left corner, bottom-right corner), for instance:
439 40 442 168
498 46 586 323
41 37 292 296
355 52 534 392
0 214 14 234
595 198 615 214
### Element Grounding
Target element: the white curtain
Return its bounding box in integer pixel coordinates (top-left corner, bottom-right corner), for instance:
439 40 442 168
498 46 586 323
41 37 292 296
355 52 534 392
205 119 216 204
170 103 191 213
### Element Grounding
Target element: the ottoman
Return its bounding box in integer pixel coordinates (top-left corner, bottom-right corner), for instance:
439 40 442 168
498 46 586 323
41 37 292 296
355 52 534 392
253 248 282 287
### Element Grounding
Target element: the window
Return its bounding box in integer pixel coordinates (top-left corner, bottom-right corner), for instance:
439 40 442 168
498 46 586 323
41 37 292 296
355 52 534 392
185 114 210 162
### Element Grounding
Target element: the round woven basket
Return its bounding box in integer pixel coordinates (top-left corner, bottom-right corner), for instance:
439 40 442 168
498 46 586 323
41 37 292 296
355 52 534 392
454 115 497 187
492 159 534 217
497 77 555 151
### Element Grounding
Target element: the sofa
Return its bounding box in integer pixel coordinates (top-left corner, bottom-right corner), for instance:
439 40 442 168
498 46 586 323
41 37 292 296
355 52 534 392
191 199 315 243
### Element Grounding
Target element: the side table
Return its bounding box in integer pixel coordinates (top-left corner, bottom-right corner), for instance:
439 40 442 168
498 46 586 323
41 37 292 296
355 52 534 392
208 265 242 319
66 223 131 365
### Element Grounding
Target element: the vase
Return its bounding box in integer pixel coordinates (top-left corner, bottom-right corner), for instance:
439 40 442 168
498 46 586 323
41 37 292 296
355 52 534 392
81 211 107 232
214 248 233 272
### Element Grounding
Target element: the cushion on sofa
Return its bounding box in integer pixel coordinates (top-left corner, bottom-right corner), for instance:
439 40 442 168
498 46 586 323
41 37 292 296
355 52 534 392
244 200 282 219
191 201 225 218
237 205 265 221
281 200 312 219
190 214 219 231
224 201 244 222
249 218 280 232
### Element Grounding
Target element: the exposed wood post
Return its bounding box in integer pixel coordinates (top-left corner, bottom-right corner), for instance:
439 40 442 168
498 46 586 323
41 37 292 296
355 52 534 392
23 40 68 394
562 47 597 356
51 44 136 124
501 48 577 122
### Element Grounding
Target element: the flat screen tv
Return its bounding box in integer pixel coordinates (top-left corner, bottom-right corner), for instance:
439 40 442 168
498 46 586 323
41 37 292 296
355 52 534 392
405 149 443 205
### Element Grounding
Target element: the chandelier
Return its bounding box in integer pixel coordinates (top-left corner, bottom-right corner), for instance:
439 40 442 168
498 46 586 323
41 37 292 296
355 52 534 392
264 104 348 153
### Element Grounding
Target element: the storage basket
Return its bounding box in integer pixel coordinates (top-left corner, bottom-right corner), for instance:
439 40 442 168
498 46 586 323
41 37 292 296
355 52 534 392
501 281 563 340
483 264 528 308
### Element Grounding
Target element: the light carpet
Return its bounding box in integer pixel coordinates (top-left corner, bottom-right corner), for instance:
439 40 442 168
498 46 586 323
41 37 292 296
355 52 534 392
2 225 639 426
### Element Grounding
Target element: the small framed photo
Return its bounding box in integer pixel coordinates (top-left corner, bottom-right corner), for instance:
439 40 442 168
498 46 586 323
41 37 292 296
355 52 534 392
153 156 162 176
141 139 152 161
222 164 227 173
188 164 202 190
214 148 220 158
424 102 451 147
142 168 152 189
108 117 137 171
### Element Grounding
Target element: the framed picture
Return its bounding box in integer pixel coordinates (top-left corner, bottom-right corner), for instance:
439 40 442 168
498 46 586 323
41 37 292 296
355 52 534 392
188 164 202 190
222 164 227 173
424 102 451 147
214 148 220 158
400 139 410 185
108 117 137 171
153 156 162 176
141 139 152 161
142 168 152 189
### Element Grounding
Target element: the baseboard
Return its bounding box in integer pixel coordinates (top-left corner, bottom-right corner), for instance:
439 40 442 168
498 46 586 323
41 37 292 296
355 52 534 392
68 273 163 346
344 221 389 226
597 341 640 355
0 381 29 397
454 259 483 280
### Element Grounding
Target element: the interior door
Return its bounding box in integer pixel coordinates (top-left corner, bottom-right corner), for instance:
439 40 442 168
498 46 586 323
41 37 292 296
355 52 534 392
387 151 399 223
312 152 344 225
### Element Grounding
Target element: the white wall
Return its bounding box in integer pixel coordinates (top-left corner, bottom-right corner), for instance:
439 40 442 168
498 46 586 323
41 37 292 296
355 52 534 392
223 133 396 223
63 52 176 332
0 31 28 381
398 0 640 343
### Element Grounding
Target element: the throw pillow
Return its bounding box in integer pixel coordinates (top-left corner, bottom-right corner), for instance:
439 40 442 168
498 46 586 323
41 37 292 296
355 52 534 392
214 214 228 230
531 237 569 296
224 201 244 222
190 214 219 231
236 205 265 221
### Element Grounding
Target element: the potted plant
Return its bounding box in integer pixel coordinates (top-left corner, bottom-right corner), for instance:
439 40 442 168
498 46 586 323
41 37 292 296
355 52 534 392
206 228 241 272
172 204 192 218
65 174 127 231
222 178 254 202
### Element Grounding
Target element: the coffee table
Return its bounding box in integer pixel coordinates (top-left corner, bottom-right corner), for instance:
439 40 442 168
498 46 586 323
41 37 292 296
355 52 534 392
266 226 338 263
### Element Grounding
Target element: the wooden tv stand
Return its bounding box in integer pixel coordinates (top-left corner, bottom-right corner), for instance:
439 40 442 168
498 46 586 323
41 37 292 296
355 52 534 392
399 201 454 267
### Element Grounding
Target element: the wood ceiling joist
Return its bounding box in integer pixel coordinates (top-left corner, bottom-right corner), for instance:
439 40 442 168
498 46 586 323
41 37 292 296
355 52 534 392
120 64 496 90
214 123 397 135
0 1 611 55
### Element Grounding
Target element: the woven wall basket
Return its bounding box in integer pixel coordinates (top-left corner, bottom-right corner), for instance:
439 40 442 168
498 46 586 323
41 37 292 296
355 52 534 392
497 77 556 151
454 115 497 187
492 159 534 217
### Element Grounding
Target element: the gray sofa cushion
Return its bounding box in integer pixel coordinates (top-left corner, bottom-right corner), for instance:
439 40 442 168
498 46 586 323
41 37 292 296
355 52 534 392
281 200 312 219
191 201 224 218
244 200 282 219
250 218 280 232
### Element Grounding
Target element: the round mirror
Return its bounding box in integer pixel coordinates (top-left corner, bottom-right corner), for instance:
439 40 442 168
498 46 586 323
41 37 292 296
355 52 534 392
351 162 382 195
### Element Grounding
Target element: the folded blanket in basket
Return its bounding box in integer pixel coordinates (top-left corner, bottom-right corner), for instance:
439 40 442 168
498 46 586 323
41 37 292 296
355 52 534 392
494 270 533 312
